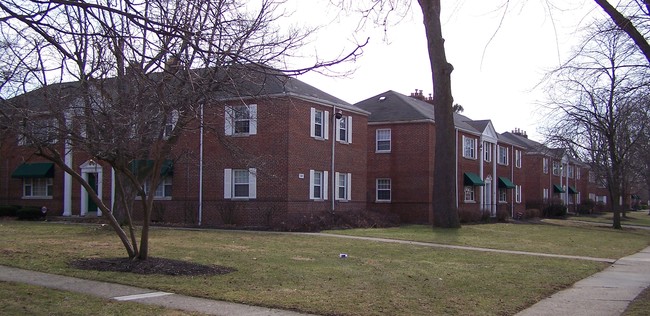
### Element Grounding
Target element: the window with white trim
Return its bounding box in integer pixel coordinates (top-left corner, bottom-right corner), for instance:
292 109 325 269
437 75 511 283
543 158 549 174
552 161 561 176
336 116 353 143
225 105 257 136
543 188 549 201
463 136 477 159
515 150 522 168
309 170 328 200
163 110 179 140
376 129 391 152
376 178 391 202
23 178 53 198
515 185 522 203
567 165 574 178
589 171 596 183
224 168 257 199
499 188 507 202
484 142 492 162
310 108 329 139
144 177 173 198
464 186 475 202
576 168 581 180
335 172 352 201
497 146 508 165
18 118 58 146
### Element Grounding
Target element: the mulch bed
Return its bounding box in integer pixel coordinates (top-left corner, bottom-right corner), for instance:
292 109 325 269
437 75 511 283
69 257 236 276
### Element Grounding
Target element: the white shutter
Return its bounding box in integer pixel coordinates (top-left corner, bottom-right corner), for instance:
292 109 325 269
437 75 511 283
310 108 316 138
309 170 315 199
249 104 257 135
224 106 234 136
335 117 340 141
249 168 257 199
335 172 340 200
347 173 352 200
323 171 328 200
347 116 353 144
324 111 329 140
224 169 232 198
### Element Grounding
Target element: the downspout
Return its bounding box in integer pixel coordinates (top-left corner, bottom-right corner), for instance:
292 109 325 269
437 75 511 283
198 103 204 226
111 168 115 213
479 140 484 211
454 128 459 209
506 146 512 218
492 143 497 215
331 105 338 212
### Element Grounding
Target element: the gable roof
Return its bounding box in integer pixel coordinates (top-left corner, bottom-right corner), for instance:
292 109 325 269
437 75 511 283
354 90 435 122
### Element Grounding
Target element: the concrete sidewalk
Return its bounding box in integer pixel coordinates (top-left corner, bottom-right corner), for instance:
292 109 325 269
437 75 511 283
516 246 650 316
0 265 314 316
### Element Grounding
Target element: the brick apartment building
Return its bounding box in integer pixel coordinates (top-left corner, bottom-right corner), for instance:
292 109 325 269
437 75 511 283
0 72 368 226
1 75 613 226
355 90 526 224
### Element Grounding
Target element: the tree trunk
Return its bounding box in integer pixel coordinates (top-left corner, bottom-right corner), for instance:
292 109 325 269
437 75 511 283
418 0 461 228
594 0 650 65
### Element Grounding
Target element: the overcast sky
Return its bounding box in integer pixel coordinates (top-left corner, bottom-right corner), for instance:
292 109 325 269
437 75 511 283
287 0 603 141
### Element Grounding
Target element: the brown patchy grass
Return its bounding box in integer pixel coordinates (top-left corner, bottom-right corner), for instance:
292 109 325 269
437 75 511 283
0 221 640 315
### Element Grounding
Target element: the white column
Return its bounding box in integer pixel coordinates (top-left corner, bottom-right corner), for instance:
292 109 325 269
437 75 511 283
63 139 73 216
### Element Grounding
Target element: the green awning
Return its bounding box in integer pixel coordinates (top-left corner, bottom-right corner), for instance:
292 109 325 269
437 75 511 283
130 159 173 176
464 172 485 186
11 163 54 178
553 184 565 193
498 177 516 189
568 186 578 194
632 194 640 199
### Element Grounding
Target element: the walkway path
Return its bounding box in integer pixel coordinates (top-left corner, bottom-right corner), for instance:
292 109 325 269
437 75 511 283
1 227 649 315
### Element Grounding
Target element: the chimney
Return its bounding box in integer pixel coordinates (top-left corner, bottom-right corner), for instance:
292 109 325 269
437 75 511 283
512 128 528 138
409 88 435 105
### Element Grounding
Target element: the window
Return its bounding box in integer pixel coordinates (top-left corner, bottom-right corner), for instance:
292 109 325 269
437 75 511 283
376 129 391 152
376 178 391 202
576 168 581 180
515 150 522 168
309 170 328 200
18 118 58 145
484 142 492 162
543 188 549 201
515 185 522 203
310 108 329 139
224 168 257 199
464 186 475 202
499 188 507 202
463 136 476 159
225 105 257 136
543 158 549 174
23 178 53 198
163 110 179 140
497 146 508 165
567 165 574 178
335 172 352 201
144 177 173 198
589 171 596 183
336 116 353 143
552 162 561 176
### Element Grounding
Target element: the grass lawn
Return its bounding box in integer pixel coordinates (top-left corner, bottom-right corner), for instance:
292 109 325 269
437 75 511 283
567 210 650 227
0 221 646 315
624 285 650 316
0 281 202 315
324 220 650 259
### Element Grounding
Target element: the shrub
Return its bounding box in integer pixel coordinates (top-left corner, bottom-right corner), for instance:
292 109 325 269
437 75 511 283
278 209 399 232
0 205 19 217
525 208 541 219
543 198 567 217
17 206 46 220
495 209 509 222
458 209 483 223
577 199 595 214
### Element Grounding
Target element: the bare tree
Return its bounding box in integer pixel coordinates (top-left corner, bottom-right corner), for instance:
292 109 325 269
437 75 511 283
542 21 650 228
0 0 364 260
